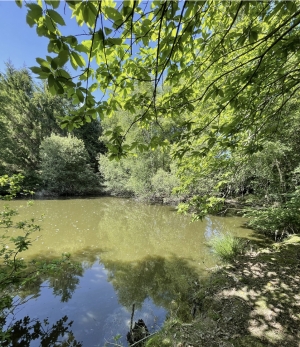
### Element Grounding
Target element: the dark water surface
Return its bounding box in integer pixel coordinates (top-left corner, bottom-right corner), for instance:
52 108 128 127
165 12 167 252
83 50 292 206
1 197 258 346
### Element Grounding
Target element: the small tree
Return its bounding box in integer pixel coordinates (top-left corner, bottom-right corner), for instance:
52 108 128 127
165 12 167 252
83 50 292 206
40 134 100 195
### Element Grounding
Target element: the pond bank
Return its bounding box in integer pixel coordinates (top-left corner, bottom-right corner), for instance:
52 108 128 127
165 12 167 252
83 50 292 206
146 235 300 347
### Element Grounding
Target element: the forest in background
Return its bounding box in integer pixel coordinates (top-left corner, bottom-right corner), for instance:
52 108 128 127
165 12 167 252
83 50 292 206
1 62 300 239
1 2 300 346
1 1 300 240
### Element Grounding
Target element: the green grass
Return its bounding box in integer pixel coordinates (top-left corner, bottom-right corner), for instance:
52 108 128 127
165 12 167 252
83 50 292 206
208 232 245 261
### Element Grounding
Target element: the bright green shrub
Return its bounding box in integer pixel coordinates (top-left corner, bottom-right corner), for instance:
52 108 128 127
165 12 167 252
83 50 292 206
151 168 179 199
40 134 100 195
99 152 179 200
98 154 133 196
246 188 300 238
99 152 156 197
208 232 246 261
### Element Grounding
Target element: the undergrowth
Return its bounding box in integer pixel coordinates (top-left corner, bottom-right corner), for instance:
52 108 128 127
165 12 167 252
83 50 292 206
208 232 246 261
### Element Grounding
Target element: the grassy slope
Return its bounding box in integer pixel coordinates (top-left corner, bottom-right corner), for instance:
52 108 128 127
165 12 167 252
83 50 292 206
147 235 300 347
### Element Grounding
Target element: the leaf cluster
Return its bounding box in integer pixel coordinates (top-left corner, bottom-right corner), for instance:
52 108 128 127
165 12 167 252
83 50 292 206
19 1 300 158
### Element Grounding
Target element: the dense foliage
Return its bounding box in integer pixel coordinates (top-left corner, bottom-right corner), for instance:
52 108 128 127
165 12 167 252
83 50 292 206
40 134 101 195
0 64 104 195
20 1 300 158
0 64 67 176
99 93 180 200
3 1 300 236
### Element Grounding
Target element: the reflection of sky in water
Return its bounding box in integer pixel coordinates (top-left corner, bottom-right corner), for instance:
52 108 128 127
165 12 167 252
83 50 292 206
204 215 255 240
8 261 166 347
1 197 257 346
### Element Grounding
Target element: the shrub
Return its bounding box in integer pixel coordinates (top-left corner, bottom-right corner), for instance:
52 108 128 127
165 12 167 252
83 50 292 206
98 153 133 196
40 134 101 195
208 232 245 261
151 168 179 199
98 153 178 200
246 188 300 238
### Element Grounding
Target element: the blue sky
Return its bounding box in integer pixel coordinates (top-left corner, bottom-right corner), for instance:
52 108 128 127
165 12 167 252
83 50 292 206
0 1 87 73
0 1 156 101
0 1 48 71
0 1 105 99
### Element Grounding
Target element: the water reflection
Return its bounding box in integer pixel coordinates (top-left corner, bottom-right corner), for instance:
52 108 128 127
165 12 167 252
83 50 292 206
2 313 82 347
4 250 203 345
14 259 84 304
103 255 200 320
0 197 256 346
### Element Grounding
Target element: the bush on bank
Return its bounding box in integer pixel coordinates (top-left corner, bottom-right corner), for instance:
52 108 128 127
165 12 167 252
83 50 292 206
208 232 246 262
40 134 101 196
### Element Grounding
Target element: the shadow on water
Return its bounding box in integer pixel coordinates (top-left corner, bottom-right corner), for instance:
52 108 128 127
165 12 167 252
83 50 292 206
0 197 265 346
4 245 208 346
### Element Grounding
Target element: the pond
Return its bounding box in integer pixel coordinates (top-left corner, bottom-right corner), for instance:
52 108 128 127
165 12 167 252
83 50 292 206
1 197 258 346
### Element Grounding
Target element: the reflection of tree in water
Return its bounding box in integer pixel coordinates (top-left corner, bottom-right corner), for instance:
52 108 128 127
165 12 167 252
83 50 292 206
103 255 203 321
1 259 84 345
97 199 213 267
48 269 81 303
1 315 82 347
205 216 242 239
98 199 191 240
16 259 84 303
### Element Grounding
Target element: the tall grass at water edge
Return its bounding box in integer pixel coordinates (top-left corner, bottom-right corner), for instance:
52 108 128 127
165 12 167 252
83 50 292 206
208 232 246 261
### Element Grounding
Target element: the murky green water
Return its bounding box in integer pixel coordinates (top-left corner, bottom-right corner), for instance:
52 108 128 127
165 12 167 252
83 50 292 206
1 197 259 346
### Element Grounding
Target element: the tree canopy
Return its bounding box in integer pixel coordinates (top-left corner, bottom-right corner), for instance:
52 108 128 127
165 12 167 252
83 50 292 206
17 0 300 159
0 63 69 174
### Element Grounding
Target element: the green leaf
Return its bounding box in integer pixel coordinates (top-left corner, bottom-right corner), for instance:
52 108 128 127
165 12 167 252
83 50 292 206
15 0 22 8
104 7 123 22
104 27 112 35
85 115 92 123
54 79 64 94
63 35 78 47
83 4 90 23
47 9 66 26
45 0 60 9
36 23 48 36
249 30 258 44
76 89 84 103
41 65 51 73
75 44 90 53
36 57 51 68
88 1 98 16
56 50 69 67
29 66 43 74
71 52 86 67
286 1 297 13
45 15 56 32
59 69 72 80
26 13 36 27
90 83 98 92
97 29 104 41
48 74 55 87
105 38 122 47
26 3 43 18
51 59 58 70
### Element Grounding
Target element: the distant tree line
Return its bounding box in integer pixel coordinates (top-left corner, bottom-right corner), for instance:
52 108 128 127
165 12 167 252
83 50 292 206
2 64 300 238
0 63 105 195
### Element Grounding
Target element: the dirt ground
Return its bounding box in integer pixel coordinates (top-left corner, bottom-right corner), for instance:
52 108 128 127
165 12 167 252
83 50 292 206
147 235 300 347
